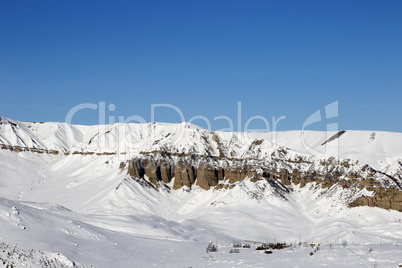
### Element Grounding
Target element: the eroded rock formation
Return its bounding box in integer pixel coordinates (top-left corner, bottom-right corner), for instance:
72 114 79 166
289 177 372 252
126 152 402 212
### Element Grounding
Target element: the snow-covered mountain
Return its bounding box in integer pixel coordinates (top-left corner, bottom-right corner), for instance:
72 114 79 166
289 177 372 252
0 116 401 267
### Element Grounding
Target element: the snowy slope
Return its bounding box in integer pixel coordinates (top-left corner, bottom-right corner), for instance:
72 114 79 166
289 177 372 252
0 116 402 267
260 130 402 172
2 195 401 268
0 117 47 149
0 147 400 244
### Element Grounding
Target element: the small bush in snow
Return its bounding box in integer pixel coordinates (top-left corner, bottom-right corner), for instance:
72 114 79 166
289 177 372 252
206 244 217 253
271 243 286 250
255 244 269 251
342 240 347 248
229 249 240 254
256 242 287 251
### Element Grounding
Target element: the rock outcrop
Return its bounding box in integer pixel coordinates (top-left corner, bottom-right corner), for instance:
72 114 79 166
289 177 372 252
126 151 402 212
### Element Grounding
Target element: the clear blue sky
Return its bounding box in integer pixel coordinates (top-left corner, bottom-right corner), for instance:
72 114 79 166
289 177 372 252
1 0 401 132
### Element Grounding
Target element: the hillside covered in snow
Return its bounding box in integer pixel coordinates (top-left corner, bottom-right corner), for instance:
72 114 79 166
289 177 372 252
0 116 401 267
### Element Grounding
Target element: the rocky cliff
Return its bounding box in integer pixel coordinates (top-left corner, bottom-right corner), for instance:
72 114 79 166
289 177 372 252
126 148 402 212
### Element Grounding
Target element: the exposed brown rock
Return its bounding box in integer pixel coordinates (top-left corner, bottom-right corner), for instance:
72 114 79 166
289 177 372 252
348 188 402 211
72 151 94 155
141 158 159 186
195 163 223 190
49 150 59 155
173 161 195 189
156 159 173 184
212 133 225 158
96 152 116 155
225 165 256 184
126 153 402 211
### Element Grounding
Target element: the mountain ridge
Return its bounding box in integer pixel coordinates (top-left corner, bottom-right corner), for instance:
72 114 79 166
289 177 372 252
1 116 401 212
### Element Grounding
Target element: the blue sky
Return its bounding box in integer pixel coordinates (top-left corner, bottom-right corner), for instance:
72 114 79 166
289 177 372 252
1 0 401 132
